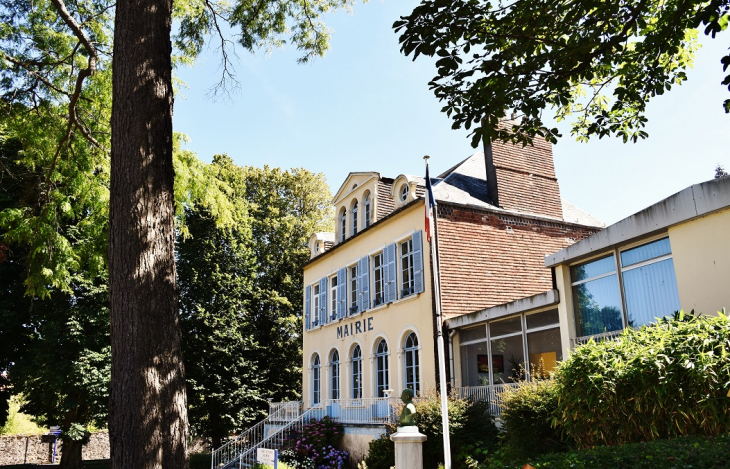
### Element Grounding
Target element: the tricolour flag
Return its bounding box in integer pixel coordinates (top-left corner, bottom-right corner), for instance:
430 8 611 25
425 163 437 243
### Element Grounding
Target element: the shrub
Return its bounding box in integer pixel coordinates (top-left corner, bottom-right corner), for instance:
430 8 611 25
383 390 499 469
554 311 730 447
499 379 568 460
364 434 395 469
282 416 348 468
481 434 730 468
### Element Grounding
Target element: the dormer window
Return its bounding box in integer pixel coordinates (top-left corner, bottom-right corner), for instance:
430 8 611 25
340 208 347 242
363 193 371 228
352 200 359 236
400 184 409 202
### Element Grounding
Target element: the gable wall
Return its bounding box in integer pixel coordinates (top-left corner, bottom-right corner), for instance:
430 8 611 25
437 204 597 318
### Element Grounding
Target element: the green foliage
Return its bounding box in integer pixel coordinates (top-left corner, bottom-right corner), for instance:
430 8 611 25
554 311 730 447
394 0 730 147
189 453 213 469
178 156 333 445
0 395 47 435
364 434 395 469
499 380 569 461
482 434 730 469
379 391 499 469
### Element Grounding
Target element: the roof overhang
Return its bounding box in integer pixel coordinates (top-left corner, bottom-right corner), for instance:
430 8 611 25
445 289 560 329
545 177 730 268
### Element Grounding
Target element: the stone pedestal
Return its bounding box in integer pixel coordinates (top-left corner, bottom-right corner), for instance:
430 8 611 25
390 426 427 469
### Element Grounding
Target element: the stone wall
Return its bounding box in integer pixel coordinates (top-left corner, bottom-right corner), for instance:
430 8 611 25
0 431 110 465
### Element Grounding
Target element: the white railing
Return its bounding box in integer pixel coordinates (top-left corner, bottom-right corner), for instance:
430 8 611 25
323 397 397 424
268 401 302 422
211 403 303 469
235 406 326 468
572 329 624 347
456 383 518 416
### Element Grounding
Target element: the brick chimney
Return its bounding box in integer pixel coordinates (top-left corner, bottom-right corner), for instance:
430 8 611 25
483 130 563 219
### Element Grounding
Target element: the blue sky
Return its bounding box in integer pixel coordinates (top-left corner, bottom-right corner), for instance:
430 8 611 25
173 0 729 226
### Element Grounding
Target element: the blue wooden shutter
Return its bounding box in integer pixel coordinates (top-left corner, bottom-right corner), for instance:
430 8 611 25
359 256 370 312
305 285 311 331
413 230 424 294
385 243 397 303
337 267 347 319
319 277 327 325
382 247 391 304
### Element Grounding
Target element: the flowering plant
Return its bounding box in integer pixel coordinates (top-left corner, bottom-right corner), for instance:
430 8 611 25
281 417 348 469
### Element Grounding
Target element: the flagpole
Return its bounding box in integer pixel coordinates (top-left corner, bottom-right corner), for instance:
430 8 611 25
424 155 452 469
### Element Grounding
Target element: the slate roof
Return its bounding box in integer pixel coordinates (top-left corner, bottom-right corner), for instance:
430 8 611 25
431 151 604 228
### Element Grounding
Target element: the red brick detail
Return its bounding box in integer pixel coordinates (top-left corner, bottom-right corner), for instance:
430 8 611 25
436 204 597 318
491 137 563 219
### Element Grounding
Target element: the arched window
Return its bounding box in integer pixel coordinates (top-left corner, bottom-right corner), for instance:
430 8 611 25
330 350 340 400
404 333 419 394
375 339 389 397
400 184 409 202
351 345 362 399
352 200 359 236
363 192 371 228
340 208 347 243
312 354 321 406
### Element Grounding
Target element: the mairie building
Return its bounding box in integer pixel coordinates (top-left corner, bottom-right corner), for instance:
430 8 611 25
299 137 604 458
212 139 730 467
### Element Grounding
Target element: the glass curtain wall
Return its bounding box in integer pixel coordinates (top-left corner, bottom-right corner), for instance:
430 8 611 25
570 237 680 338
459 309 562 386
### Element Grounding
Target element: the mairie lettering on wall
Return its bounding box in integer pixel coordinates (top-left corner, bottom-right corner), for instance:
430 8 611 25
336 317 374 339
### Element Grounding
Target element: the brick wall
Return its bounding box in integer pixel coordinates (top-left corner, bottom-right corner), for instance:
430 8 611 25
437 204 597 318
490 137 563 219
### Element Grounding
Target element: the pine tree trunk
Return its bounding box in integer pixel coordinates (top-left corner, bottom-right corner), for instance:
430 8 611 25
109 0 189 466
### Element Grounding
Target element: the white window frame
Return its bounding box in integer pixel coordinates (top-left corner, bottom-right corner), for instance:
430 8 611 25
403 332 420 394
363 192 371 228
312 283 320 328
330 350 340 400
340 208 347 243
351 345 363 399
372 252 385 307
330 274 338 322
349 264 359 315
352 200 359 236
569 234 676 339
400 238 415 298
375 339 389 398
312 354 321 406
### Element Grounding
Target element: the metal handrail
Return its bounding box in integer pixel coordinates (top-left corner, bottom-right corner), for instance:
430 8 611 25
456 383 518 416
236 406 326 468
572 329 624 347
211 402 301 468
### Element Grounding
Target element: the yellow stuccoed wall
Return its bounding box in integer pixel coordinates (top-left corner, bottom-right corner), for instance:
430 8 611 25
669 207 730 316
302 202 436 409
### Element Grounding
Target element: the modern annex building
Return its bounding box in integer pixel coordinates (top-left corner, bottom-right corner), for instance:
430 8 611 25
448 175 730 393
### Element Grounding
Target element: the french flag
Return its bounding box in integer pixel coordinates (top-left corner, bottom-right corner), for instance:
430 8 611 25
425 163 437 243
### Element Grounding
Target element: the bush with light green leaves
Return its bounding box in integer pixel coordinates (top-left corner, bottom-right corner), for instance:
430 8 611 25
554 310 730 448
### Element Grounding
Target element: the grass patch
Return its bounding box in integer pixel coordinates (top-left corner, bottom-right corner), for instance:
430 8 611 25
0 395 47 436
